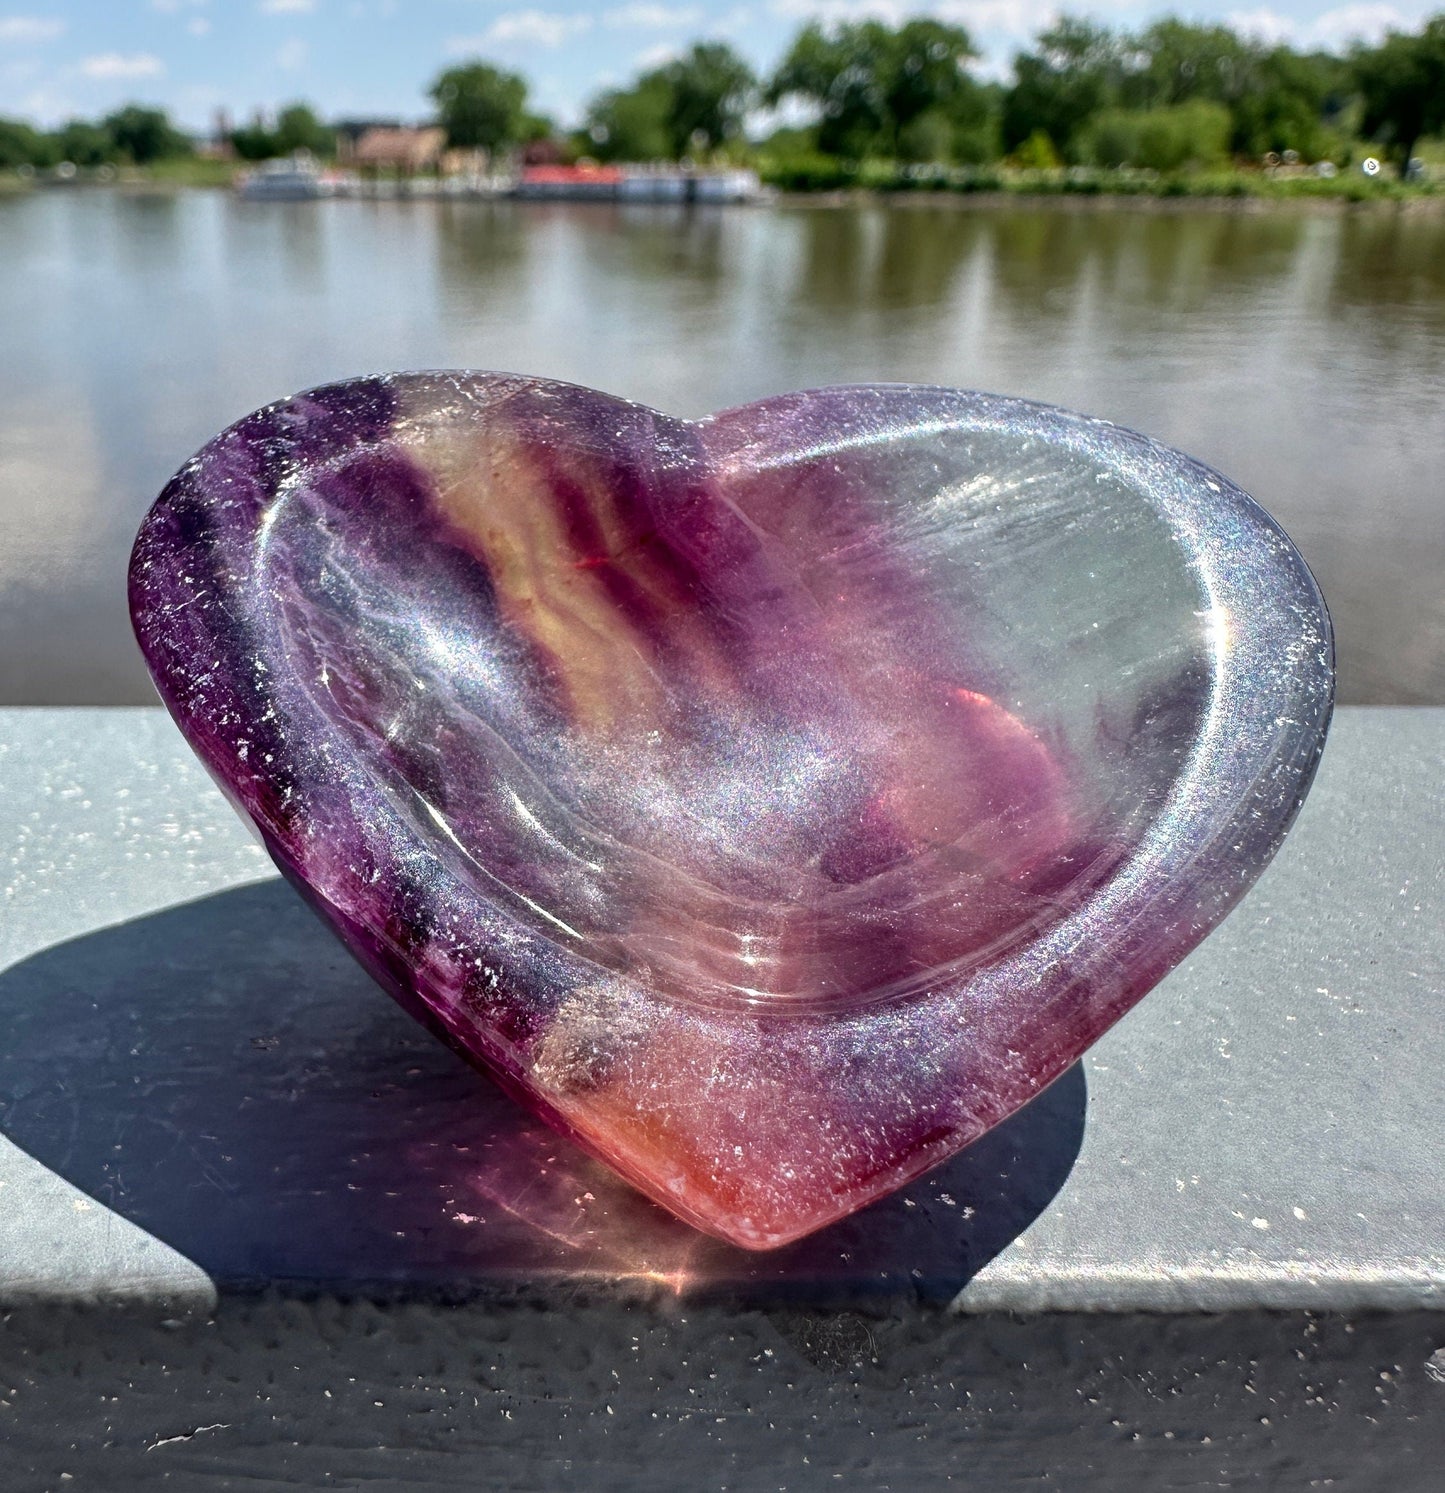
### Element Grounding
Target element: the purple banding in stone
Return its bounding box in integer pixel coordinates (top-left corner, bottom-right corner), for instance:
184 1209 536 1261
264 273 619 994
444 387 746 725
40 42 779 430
130 373 1333 1249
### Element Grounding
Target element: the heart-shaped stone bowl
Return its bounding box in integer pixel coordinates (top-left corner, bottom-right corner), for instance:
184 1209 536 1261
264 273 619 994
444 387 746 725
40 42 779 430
129 374 1333 1250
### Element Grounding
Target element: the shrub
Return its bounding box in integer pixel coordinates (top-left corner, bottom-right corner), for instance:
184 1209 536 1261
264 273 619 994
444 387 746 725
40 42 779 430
1010 129 1062 170
0 118 56 170
757 153 859 191
1082 101 1232 172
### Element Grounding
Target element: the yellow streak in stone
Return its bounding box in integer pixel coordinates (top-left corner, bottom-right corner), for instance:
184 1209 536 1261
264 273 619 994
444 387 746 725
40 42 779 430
396 383 735 738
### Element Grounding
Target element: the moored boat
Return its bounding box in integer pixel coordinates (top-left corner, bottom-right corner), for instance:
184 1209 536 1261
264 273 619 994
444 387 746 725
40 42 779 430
510 164 762 203
236 153 353 202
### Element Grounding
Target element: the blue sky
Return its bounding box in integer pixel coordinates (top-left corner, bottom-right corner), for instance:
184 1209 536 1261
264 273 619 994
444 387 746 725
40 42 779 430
1 1 1436 131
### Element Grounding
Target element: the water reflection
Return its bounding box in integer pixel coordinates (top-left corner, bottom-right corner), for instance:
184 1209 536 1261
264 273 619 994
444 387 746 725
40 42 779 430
874 208 982 310
791 208 877 310
434 199 529 283
0 189 1441 704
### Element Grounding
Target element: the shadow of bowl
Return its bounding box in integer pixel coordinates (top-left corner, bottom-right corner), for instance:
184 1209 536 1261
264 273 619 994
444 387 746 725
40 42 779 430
0 880 1085 1307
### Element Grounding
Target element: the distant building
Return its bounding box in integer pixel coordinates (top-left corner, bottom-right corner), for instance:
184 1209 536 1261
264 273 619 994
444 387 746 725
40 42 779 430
332 119 402 164
197 107 235 161
349 126 447 175
521 136 566 167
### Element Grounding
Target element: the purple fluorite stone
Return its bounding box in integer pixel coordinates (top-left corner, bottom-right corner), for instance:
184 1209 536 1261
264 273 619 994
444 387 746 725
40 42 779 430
129 375 1332 1249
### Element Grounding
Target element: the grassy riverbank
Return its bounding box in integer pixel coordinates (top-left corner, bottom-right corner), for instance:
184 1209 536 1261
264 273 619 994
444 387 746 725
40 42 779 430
0 158 239 194
137 157 243 189
757 158 1440 204
3 159 1440 207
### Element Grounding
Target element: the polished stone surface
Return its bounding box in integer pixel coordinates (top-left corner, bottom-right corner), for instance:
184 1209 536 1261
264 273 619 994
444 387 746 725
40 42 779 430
0 708 1438 1309
128 376 1332 1246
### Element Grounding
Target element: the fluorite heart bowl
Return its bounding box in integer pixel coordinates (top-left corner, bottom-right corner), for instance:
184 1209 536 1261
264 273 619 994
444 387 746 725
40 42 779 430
129 374 1333 1250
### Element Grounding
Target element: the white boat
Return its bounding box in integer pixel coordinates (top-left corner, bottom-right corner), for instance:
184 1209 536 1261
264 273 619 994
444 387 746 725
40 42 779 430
619 168 762 203
690 170 763 203
237 153 345 202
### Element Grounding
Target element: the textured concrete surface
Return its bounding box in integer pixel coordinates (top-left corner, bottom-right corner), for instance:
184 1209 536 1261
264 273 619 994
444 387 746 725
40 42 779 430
0 707 1442 1489
1 1301 1443 1491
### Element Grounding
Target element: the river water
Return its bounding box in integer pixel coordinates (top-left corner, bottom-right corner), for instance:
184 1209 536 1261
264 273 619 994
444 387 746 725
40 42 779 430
2 188 1442 704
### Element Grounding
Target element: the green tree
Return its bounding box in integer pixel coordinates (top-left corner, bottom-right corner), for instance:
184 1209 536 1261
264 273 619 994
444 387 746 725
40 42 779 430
767 22 886 158
897 109 957 164
881 20 986 145
103 105 191 164
1005 17 1351 165
57 120 117 166
767 17 983 160
1003 18 1126 158
1353 16 1445 175
274 103 334 157
0 118 57 169
229 126 274 161
1082 100 1233 172
1011 128 1062 170
584 74 674 161
582 42 754 161
1126 20 1258 111
1231 47 1348 159
428 61 529 153
656 41 755 156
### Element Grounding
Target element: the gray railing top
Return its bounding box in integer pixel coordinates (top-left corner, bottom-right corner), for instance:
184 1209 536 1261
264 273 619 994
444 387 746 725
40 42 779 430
0 706 1440 1314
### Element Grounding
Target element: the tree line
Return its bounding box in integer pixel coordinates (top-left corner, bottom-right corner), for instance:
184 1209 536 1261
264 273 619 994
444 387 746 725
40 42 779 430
0 105 190 171
570 13 1445 177
415 14 1445 180
3 13 1443 181
0 100 336 171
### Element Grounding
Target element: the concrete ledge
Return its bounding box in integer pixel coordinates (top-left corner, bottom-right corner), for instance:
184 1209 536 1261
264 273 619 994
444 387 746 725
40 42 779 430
1 1299 1442 1491
1 706 1442 1488
0 705 1441 1316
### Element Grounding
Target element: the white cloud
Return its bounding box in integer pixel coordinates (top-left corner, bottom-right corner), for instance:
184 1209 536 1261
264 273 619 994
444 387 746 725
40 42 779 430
770 0 1135 34
768 0 1074 78
776 0 1421 49
18 82 79 123
78 53 167 80
277 37 309 68
151 0 210 12
604 4 703 27
1227 6 1295 42
949 0 1086 36
1228 4 1416 49
0 15 67 43
260 0 317 14
936 0 1066 33
635 41 683 68
770 0 907 21
1313 2 1414 43
188 17 211 34
450 10 595 52
709 6 755 35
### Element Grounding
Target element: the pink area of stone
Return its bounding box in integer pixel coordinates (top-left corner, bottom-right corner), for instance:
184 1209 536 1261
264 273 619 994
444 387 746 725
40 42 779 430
129 374 1333 1248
